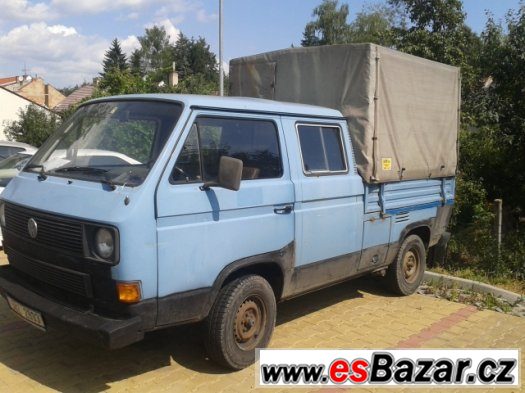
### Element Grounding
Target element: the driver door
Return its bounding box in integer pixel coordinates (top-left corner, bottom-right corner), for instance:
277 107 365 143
155 110 295 325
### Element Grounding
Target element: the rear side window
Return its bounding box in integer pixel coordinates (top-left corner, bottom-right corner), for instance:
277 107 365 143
172 116 283 183
297 124 347 174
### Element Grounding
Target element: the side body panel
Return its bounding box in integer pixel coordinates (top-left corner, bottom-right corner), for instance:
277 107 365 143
280 118 365 297
364 178 456 268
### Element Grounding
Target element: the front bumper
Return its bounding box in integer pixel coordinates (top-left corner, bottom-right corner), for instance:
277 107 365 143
0 266 145 349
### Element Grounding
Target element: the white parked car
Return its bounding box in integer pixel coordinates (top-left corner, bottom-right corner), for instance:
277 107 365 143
0 141 36 160
0 151 35 246
0 152 34 192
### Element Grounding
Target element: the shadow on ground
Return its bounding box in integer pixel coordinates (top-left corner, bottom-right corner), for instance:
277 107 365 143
0 276 387 392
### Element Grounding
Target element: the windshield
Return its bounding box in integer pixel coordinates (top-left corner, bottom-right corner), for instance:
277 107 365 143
25 100 182 187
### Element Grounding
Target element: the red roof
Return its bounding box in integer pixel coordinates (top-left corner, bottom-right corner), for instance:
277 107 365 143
54 85 95 112
0 76 18 86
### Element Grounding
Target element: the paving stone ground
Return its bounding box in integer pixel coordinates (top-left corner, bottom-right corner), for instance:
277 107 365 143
0 252 523 393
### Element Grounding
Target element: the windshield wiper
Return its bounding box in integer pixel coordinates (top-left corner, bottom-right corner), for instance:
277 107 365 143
52 166 117 191
54 166 108 174
25 164 47 181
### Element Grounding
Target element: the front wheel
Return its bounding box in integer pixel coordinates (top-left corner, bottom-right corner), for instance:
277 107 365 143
205 275 276 370
386 234 426 295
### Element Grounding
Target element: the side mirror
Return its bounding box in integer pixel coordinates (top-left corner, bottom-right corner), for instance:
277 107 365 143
200 156 243 191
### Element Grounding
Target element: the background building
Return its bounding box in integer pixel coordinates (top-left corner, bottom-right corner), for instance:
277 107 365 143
0 75 65 109
0 86 54 141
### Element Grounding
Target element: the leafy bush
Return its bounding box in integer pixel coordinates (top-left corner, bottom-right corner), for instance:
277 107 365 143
4 105 62 147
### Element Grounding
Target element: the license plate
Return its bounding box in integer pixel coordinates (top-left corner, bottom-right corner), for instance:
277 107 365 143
7 296 46 330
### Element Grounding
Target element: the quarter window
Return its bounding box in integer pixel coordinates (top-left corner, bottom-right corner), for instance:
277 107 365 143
297 124 347 174
172 124 202 183
172 117 283 183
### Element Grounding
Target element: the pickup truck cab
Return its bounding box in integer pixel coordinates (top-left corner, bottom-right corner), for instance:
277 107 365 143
0 95 454 369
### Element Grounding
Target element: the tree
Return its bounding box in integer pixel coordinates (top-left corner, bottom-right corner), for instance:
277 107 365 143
172 74 218 95
98 68 149 96
302 0 351 46
101 38 128 77
172 34 218 83
99 25 220 95
4 105 61 147
302 1 399 47
347 4 399 46
463 6 525 211
129 49 143 76
388 0 481 94
58 85 79 97
136 26 174 84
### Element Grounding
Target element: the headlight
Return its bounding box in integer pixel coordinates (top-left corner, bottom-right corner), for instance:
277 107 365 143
0 203 5 227
95 228 114 259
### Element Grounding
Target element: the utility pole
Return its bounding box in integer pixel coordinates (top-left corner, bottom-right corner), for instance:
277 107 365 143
219 0 224 96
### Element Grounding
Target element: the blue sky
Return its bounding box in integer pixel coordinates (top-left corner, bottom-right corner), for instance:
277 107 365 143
0 0 520 88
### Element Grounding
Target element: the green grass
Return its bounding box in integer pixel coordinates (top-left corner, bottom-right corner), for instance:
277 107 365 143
429 266 525 295
422 282 516 312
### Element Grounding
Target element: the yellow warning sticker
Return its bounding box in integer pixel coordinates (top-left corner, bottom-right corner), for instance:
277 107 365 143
382 158 392 171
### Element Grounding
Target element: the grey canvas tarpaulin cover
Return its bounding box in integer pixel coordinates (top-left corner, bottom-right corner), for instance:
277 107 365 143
229 44 460 183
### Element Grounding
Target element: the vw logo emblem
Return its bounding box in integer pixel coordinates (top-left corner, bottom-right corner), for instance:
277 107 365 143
27 218 38 239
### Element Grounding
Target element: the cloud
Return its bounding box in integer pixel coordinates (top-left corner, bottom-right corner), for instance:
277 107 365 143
116 11 140 21
0 18 184 87
154 0 195 17
196 9 218 23
47 24 77 36
154 1 216 24
0 22 108 87
221 60 229 77
0 0 57 21
146 19 181 44
120 35 140 55
51 0 149 14
1 0 216 28
51 0 197 16
158 19 181 43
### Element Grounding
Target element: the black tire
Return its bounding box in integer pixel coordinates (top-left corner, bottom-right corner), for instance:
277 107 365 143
205 275 276 370
386 234 426 295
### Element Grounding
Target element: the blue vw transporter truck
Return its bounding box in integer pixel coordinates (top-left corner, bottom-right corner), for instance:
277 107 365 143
0 44 458 369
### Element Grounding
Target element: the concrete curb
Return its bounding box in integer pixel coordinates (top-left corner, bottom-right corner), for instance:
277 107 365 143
423 271 524 304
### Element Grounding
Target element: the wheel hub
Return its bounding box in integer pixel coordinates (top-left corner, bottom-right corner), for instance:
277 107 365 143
403 249 420 283
235 299 262 346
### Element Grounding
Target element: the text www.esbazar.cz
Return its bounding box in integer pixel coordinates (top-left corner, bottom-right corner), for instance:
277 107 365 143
260 352 517 386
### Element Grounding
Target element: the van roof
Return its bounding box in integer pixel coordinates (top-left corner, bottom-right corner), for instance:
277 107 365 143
87 94 344 119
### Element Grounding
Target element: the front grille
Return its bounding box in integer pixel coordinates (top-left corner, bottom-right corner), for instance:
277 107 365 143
7 247 93 297
5 203 84 255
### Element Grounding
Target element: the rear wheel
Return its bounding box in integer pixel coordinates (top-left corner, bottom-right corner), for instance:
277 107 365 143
205 275 276 370
386 235 426 295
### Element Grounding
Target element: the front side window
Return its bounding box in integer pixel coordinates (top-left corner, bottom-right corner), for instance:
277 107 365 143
25 100 182 187
172 116 283 183
297 124 347 174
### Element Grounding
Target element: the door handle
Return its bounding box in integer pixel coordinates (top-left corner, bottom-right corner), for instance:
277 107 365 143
274 205 293 214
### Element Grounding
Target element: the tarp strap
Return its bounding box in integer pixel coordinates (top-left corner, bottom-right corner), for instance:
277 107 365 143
372 45 380 182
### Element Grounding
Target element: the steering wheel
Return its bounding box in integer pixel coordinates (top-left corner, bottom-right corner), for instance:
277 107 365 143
173 166 190 182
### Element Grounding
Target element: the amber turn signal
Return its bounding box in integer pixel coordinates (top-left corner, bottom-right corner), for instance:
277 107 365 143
117 281 141 304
